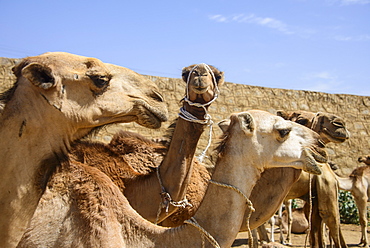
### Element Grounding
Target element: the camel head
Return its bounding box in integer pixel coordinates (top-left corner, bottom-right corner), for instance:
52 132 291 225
277 110 350 144
358 155 370 165
218 110 326 175
181 63 224 104
5 52 168 139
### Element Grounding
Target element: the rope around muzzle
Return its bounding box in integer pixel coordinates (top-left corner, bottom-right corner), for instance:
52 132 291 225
184 179 255 248
181 63 220 163
155 63 220 224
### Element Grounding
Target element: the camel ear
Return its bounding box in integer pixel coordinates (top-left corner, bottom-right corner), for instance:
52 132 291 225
181 65 193 82
276 110 288 120
215 71 225 86
218 119 230 133
235 112 255 133
21 63 55 89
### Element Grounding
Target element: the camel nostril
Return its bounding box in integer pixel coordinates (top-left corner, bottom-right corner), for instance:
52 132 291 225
318 139 326 148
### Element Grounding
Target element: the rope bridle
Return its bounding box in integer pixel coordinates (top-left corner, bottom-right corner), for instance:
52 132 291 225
155 63 219 224
180 63 220 162
184 179 255 248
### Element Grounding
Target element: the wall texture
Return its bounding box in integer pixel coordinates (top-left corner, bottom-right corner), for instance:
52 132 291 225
1 57 369 176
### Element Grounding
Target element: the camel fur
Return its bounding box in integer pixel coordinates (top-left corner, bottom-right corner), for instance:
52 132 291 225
336 155 370 247
275 110 350 248
0 52 168 247
18 63 223 245
18 110 325 247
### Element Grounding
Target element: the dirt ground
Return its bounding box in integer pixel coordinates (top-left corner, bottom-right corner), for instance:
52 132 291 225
232 224 365 247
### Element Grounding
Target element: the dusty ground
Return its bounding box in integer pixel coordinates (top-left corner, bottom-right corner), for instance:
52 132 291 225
232 224 365 247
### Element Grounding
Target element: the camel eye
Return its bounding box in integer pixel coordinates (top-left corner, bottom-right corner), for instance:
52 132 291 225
150 91 164 103
296 118 308 126
332 121 344 127
89 74 111 88
277 128 291 141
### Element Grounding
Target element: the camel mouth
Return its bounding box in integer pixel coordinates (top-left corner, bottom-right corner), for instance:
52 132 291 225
190 86 209 95
134 100 168 129
322 127 349 143
302 147 327 175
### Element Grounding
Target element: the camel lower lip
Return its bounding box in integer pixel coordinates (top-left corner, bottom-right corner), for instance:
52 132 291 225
304 163 322 175
323 129 348 142
191 88 207 94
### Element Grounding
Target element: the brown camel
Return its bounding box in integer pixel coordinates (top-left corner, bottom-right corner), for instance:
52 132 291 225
336 155 370 247
0 52 168 247
358 155 370 165
18 63 223 244
131 63 224 223
18 110 326 247
274 110 350 248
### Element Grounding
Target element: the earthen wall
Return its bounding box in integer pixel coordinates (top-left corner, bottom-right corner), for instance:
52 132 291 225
1 57 369 176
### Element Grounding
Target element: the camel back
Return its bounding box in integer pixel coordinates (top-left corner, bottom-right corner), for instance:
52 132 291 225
1 57 369 176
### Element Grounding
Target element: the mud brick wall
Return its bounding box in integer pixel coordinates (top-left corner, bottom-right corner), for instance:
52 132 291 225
1 57 369 176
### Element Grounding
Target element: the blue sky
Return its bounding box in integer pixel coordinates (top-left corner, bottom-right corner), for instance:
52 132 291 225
1 0 369 96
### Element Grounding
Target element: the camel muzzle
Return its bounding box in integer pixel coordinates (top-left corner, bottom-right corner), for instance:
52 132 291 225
302 147 326 175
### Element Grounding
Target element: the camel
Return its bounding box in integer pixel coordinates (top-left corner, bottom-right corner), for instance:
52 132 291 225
358 155 370 165
18 63 223 244
0 52 168 247
336 155 370 247
126 63 224 223
265 208 308 240
281 208 309 234
273 110 350 248
18 110 326 247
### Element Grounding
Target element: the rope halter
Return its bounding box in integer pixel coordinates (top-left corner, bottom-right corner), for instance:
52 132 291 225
179 63 220 162
155 63 220 224
184 179 255 248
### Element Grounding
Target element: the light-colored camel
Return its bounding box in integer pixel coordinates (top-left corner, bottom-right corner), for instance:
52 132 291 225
264 208 308 242
336 155 370 247
0 52 168 247
263 207 308 247
18 63 223 244
281 208 309 234
275 110 350 248
18 110 325 247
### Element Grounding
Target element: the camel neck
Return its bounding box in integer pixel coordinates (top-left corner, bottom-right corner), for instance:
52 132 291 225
0 93 74 247
122 101 211 224
159 104 206 202
118 145 262 248
190 154 260 247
